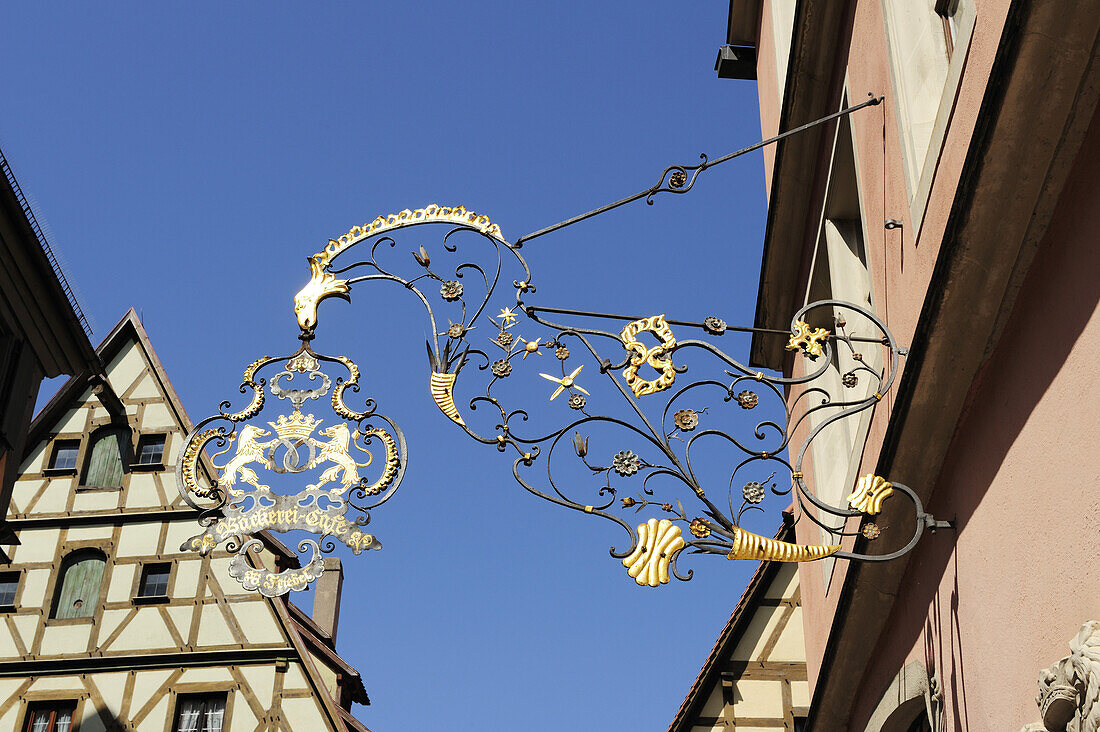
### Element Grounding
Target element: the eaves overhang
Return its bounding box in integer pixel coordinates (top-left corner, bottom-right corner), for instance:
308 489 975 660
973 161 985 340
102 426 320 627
0 146 95 377
748 0 853 369
806 2 1100 728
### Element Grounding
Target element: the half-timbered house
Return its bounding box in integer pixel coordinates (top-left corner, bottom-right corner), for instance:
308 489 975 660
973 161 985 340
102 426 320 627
0 311 371 732
667 522 809 732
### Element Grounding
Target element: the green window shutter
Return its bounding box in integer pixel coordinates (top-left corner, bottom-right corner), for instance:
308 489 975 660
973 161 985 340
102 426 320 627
84 430 125 487
54 553 106 619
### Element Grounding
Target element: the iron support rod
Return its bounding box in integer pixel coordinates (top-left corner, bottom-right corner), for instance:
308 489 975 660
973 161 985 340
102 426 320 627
514 94 884 247
525 305 890 343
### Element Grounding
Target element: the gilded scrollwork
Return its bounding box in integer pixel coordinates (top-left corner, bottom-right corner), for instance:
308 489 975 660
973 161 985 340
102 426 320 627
725 526 840 562
786 319 830 359
178 428 222 499
221 356 269 422
620 315 678 397
622 518 685 587
847 474 894 515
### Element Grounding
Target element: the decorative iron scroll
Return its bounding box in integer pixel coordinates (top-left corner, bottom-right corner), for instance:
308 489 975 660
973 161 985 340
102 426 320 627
280 205 948 588
175 345 405 596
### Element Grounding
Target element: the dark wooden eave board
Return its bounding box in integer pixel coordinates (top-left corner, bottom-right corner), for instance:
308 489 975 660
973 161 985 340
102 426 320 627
749 0 853 369
807 2 1100 728
725 0 762 48
0 151 95 377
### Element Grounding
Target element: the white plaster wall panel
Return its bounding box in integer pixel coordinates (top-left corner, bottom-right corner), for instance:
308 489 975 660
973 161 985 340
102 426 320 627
116 522 159 558
172 557 200 598
163 436 182 466
88 672 128 715
71 489 121 513
763 563 798 600
768 607 806 662
165 605 193 642
732 679 785 718
11 615 37 651
123 472 161 509
98 609 131 644
141 696 169 730
792 679 810 707
165 521 203 559
180 667 233 683
65 526 113 541
19 442 48 474
128 373 161 400
105 345 146 390
231 698 261 731
40 623 93 655
30 675 85 691
0 705 17 731
77 712 107 732
130 669 173 711
0 625 20 656
209 558 244 596
196 603 236 647
311 652 339 697
700 685 724 716
21 568 51 608
106 565 136 603
285 663 309 689
239 664 277 707
731 606 783 661
141 402 175 430
236 599 284 645
56 405 89 433
109 608 175 652
13 529 60 563
8 478 40 514
281 696 330 731
33 480 74 514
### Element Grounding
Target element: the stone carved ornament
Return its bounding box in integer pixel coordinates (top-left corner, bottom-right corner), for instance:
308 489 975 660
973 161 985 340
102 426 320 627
1021 621 1100 732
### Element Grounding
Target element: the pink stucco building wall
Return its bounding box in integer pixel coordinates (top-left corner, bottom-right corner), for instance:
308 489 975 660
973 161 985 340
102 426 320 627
743 0 1100 727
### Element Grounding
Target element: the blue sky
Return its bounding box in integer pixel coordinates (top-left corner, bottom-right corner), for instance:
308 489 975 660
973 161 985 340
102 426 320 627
2 3 774 730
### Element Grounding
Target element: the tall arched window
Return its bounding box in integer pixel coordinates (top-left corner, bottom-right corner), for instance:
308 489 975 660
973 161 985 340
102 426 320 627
82 427 127 487
51 549 107 619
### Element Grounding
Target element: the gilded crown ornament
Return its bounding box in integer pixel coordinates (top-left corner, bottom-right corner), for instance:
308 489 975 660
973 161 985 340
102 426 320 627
176 343 405 597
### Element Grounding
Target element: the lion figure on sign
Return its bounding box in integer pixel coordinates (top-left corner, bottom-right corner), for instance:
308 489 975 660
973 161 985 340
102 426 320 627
307 423 370 495
219 425 274 494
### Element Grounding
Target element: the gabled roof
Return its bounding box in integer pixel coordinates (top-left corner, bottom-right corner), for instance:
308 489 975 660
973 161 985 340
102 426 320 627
665 520 797 732
26 308 181 453
21 309 372 729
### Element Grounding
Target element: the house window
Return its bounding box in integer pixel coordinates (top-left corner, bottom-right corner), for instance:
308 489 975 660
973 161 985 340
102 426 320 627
174 693 227 732
137 563 171 599
0 571 19 608
82 428 126 487
47 440 80 472
24 702 75 732
134 434 167 467
51 549 107 619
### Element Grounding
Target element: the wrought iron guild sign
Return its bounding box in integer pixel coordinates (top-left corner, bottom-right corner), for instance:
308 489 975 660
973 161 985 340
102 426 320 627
273 204 947 588
176 346 405 596
176 97 949 594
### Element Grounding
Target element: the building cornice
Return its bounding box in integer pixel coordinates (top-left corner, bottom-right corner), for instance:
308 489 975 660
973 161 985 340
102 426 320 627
807 2 1100 729
749 0 854 369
